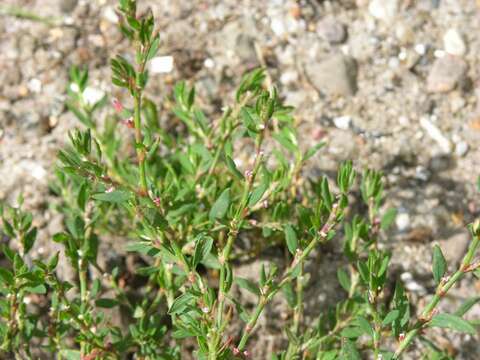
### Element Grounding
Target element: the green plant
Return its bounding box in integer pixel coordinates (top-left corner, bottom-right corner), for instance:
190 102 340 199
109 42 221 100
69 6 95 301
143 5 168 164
1 1 479 359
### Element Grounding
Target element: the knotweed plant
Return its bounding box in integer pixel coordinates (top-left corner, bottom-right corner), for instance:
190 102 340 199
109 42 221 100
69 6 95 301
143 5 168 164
1 1 480 359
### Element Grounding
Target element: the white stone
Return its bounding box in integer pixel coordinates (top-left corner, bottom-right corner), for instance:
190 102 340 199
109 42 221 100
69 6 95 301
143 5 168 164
455 141 469 157
396 212 410 231
203 58 215 69
82 86 105 106
443 28 466 56
333 115 352 130
28 78 42 93
419 117 452 153
368 0 399 24
150 56 174 74
103 6 119 23
414 43 427 56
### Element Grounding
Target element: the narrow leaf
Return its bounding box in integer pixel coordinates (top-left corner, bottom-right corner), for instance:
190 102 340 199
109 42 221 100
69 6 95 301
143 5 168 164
209 188 231 221
432 245 447 285
284 224 298 255
429 313 476 335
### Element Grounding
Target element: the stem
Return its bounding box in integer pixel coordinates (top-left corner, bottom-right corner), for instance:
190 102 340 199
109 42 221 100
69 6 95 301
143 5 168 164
393 230 480 359
232 202 342 356
78 256 88 356
286 261 304 359
134 94 148 194
237 297 267 351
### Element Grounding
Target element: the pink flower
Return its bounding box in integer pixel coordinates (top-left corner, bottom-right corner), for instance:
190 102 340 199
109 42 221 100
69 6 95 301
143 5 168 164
112 98 123 113
123 117 134 129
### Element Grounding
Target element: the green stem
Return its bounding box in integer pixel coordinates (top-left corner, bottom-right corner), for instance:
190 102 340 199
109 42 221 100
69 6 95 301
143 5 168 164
134 94 148 194
286 261 304 359
393 230 480 359
237 297 267 351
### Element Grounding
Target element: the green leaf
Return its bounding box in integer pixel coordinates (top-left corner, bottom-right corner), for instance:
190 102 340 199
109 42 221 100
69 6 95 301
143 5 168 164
225 155 244 180
23 227 37 254
381 208 397 230
429 313 476 335
0 268 14 286
284 224 298 255
169 293 195 315
2 219 15 238
59 350 81 360
341 339 361 360
146 36 160 60
25 284 47 294
209 188 231 221
236 277 261 296
193 235 213 268
382 310 400 326
92 190 131 203
95 298 119 308
303 142 325 161
432 245 447 285
248 182 268 208
337 268 351 292
341 327 364 338
455 297 480 317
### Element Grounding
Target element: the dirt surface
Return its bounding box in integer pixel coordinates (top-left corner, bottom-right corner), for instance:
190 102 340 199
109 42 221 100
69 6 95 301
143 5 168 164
1 0 480 358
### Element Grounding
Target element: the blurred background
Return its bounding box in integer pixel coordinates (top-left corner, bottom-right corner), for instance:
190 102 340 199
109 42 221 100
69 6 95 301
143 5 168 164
0 0 479 358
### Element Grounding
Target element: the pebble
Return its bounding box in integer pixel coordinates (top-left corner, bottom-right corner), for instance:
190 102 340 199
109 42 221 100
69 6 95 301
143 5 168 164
27 78 42 93
60 0 78 13
305 54 358 96
427 55 468 93
317 17 347 44
103 6 119 23
443 28 467 56
400 272 427 295
420 117 452 153
438 231 470 264
455 141 469 157
150 56 174 74
333 115 352 130
396 211 410 232
368 0 399 24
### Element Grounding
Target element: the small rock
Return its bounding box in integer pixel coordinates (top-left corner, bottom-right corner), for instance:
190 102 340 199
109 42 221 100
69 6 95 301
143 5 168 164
443 28 467 56
438 231 470 264
400 272 427 295
420 117 452 153
396 211 410 232
317 17 347 44
455 141 469 157
427 55 468 93
149 56 174 74
368 0 399 24
305 54 358 96
333 115 352 130
234 34 257 64
60 0 78 13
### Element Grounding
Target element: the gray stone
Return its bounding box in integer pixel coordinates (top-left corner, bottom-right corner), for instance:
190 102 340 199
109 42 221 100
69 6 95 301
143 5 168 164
427 56 468 93
306 54 358 96
317 17 347 44
60 0 78 13
438 231 470 265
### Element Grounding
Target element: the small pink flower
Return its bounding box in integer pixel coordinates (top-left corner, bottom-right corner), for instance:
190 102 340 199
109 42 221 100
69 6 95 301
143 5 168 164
106 186 115 193
123 117 134 128
112 98 123 113
153 197 161 207
232 347 240 356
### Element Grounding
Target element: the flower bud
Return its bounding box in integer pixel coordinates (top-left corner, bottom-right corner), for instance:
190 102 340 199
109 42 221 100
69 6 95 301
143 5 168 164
112 98 123 113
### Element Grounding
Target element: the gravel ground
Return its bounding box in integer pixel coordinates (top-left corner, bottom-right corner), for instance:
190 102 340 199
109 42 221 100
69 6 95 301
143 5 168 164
1 0 480 358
